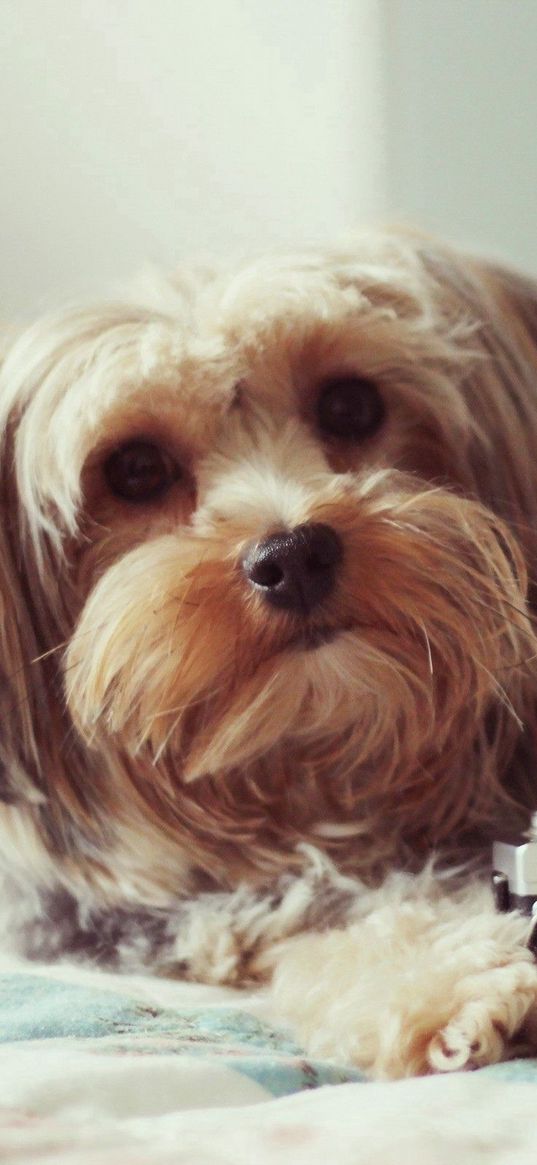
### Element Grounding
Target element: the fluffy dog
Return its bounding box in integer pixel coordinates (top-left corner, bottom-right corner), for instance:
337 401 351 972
2 230 537 1078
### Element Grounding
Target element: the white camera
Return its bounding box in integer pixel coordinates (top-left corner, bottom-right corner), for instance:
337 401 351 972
493 816 537 919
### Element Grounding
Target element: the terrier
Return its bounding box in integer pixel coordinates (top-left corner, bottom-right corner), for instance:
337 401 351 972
2 231 537 1077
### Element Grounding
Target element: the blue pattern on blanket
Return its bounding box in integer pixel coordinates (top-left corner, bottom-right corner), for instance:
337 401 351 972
2 974 537 1092
0 974 363 1096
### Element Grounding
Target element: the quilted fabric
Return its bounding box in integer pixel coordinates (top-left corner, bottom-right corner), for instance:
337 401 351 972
2 963 537 1163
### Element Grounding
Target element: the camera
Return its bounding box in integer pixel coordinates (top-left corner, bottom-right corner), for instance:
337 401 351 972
492 816 537 918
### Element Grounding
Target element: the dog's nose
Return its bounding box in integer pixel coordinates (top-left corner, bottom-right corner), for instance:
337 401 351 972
242 523 343 613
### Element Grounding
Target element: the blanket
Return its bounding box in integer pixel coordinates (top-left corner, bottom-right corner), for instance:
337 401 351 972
1 956 537 1164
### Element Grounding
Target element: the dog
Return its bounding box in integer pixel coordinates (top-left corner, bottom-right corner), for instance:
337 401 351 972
2 229 537 1079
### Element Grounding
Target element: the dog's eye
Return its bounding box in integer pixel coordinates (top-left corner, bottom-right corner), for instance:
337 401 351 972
316 376 385 441
104 440 180 502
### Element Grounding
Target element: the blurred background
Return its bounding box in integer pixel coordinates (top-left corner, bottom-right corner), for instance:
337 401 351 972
2 0 536 317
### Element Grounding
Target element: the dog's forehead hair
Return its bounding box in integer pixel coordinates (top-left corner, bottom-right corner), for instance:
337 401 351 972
11 270 370 494
2 238 485 546
8 317 244 520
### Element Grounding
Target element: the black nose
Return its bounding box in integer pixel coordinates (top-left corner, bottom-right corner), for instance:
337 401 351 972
242 523 343 614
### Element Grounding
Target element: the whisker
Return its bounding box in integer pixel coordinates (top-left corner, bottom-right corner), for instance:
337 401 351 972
469 593 536 638
418 621 434 676
474 659 524 730
497 651 537 672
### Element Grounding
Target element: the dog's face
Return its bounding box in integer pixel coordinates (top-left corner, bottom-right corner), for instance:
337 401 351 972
1 233 537 893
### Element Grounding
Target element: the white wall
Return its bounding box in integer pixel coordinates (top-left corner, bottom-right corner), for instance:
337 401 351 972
3 1 536 319
1 0 386 317
383 0 537 274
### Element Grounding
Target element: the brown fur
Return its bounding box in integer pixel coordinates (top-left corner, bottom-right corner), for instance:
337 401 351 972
1 230 537 900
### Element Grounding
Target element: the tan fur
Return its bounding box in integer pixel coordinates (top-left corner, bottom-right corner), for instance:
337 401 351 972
3 231 537 1076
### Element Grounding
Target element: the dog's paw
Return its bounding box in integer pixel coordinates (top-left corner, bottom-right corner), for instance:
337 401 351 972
426 960 537 1072
268 885 537 1079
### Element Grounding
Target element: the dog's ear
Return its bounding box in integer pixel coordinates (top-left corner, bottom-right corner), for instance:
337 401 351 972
469 256 537 509
0 420 56 807
473 260 537 570
416 240 537 549
416 235 537 352
0 403 104 869
479 260 537 357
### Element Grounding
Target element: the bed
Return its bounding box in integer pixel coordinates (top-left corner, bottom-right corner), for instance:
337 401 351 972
2 954 537 1164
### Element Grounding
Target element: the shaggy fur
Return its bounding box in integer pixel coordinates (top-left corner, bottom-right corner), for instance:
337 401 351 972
2 230 537 1078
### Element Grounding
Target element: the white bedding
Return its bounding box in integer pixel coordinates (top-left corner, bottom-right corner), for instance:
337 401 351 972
1 955 537 1165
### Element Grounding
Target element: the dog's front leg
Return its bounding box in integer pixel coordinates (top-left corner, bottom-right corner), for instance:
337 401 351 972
264 875 537 1079
15 847 362 979
18 853 537 1081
